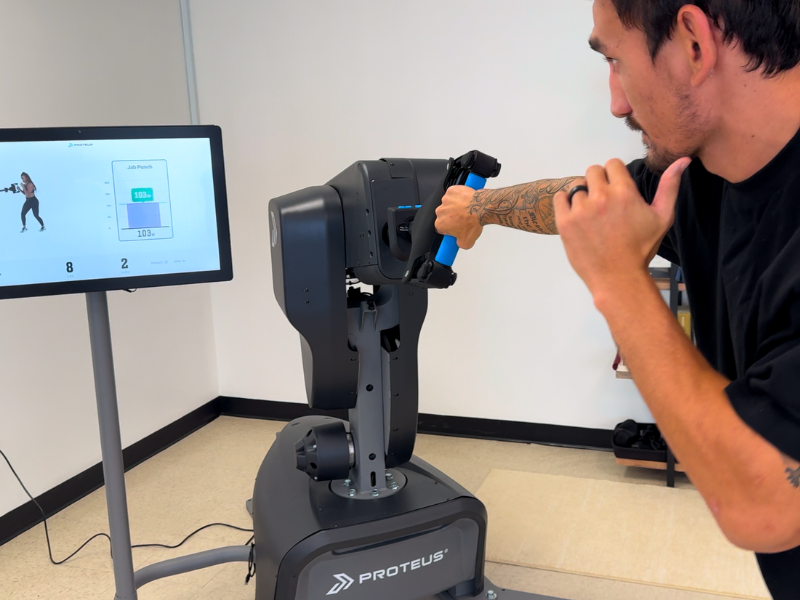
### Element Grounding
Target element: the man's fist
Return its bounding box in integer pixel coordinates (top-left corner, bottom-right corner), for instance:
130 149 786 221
434 185 483 249
553 157 690 297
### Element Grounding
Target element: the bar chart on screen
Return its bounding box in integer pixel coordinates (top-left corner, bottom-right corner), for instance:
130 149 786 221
112 159 174 241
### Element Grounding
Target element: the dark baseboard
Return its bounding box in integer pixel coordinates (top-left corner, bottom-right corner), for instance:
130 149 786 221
0 400 220 547
218 396 349 422
218 397 612 449
1 395 611 547
416 412 612 449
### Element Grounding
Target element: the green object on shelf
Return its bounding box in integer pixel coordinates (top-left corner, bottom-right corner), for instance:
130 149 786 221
131 188 154 202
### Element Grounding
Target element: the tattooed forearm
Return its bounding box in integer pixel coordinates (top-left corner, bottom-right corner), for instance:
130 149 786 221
781 454 800 489
467 177 579 235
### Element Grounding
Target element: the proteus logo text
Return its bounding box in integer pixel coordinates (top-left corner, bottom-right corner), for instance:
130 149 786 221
326 550 447 595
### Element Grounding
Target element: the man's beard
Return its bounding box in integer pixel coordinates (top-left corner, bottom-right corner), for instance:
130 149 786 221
625 94 705 175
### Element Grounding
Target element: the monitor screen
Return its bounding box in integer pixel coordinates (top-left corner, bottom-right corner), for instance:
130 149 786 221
0 126 232 300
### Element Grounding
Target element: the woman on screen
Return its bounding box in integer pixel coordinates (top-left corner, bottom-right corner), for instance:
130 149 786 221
20 172 45 233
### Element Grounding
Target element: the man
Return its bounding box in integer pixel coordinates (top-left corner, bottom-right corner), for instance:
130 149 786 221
434 1 800 597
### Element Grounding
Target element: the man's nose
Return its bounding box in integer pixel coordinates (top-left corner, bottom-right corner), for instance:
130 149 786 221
609 71 632 119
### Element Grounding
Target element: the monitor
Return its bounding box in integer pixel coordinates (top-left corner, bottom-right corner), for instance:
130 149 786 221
0 125 232 300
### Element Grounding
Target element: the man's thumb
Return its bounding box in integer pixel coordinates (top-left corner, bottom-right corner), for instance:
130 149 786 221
652 157 691 224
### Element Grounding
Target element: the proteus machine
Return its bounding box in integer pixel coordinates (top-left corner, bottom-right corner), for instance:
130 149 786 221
256 151 563 600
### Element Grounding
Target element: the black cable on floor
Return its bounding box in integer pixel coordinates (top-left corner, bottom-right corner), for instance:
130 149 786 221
132 523 253 551
1 447 253 565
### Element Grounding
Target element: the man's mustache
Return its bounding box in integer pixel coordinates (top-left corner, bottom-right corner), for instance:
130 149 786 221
626 115 644 133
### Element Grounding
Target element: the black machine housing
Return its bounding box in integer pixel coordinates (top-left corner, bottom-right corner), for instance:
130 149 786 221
269 158 449 463
258 157 489 600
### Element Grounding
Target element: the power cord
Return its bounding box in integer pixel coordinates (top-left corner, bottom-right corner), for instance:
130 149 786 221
0 447 253 565
132 522 253 551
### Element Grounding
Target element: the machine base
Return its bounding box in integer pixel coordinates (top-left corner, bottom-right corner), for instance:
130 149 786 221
252 416 564 600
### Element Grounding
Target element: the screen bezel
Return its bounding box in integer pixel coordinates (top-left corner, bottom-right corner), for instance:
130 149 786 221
0 125 233 300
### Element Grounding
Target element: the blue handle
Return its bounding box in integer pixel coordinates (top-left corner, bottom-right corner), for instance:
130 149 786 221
435 173 487 267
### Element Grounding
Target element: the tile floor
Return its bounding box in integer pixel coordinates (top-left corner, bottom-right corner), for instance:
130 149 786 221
0 416 768 599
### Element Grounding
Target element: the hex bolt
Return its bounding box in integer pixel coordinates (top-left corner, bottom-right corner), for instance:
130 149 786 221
486 591 497 600
385 472 393 480
371 489 380 497
348 489 356 497
343 479 352 486
389 482 399 490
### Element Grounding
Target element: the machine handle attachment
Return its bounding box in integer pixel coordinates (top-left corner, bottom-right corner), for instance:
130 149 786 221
435 172 488 267
403 150 500 289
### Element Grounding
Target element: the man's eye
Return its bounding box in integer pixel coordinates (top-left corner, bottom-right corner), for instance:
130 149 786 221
604 57 619 72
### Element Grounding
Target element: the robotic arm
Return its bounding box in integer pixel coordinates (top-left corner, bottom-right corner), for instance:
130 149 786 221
268 152 500 484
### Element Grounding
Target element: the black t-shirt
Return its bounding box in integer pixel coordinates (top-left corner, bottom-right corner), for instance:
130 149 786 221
629 127 800 600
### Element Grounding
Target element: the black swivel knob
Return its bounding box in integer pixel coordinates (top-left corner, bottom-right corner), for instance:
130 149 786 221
295 421 352 481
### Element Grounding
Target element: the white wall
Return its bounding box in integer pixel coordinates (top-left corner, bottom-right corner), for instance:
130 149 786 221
191 0 656 428
0 1 220 517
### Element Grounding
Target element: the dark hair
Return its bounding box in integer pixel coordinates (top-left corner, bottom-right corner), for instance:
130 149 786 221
20 172 36 191
610 0 800 76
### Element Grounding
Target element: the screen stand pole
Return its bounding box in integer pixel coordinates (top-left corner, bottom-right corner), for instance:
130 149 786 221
86 291 138 600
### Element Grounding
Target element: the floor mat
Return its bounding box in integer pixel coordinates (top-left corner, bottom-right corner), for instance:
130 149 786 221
476 469 770 599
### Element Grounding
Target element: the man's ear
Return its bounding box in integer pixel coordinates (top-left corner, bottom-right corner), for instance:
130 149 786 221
674 5 718 86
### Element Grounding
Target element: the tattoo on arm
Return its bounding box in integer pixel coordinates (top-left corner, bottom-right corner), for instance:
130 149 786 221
781 454 800 489
467 177 579 235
